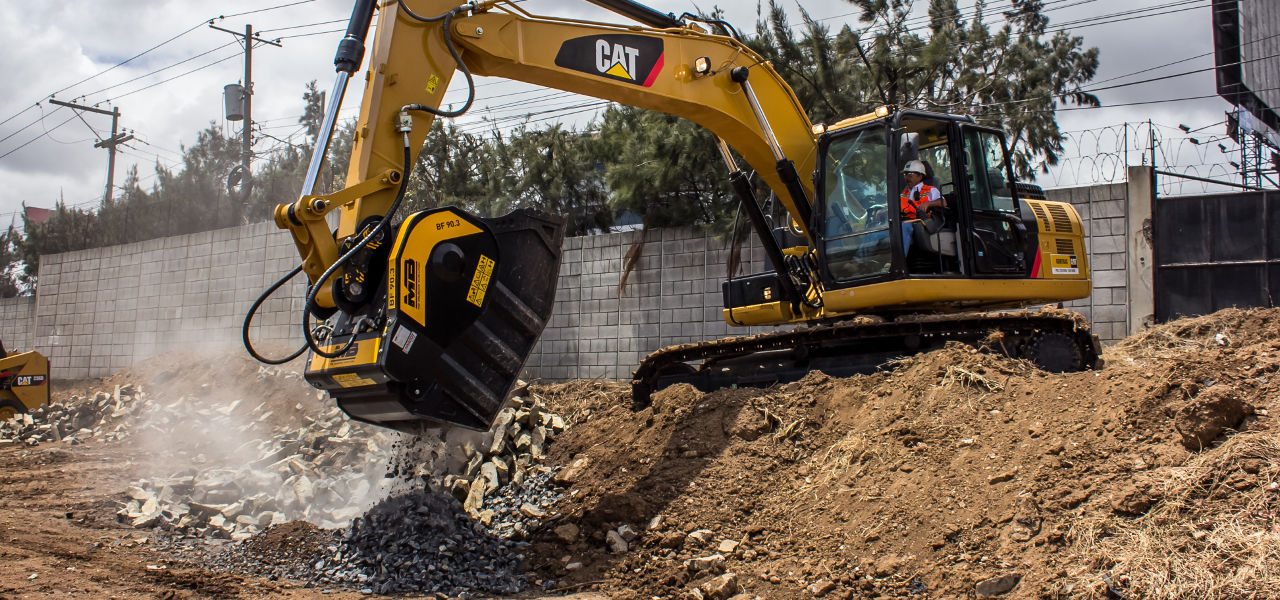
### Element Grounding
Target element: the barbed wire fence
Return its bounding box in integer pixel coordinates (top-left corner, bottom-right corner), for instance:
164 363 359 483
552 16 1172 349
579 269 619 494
1036 120 1273 195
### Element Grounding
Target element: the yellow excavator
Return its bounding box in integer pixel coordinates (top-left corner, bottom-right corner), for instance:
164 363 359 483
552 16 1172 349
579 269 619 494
0 338 50 421
245 0 1098 432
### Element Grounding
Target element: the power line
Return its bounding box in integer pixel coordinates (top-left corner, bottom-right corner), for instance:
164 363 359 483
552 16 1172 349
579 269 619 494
103 52 242 103
0 0 319 126
257 19 346 34
0 106 65 147
0 113 79 161
73 41 239 102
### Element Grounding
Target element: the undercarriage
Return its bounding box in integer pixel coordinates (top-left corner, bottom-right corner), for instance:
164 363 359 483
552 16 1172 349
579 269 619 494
631 310 1101 407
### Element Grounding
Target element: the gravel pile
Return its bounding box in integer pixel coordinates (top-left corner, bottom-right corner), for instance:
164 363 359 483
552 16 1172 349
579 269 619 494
163 384 570 597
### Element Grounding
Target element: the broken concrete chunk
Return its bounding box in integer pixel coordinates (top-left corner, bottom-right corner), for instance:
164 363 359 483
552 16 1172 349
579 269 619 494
684 554 726 574
554 524 580 543
606 530 629 553
976 573 1023 597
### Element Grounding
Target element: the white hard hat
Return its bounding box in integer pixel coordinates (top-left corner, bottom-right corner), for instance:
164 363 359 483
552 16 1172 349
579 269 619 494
902 160 926 175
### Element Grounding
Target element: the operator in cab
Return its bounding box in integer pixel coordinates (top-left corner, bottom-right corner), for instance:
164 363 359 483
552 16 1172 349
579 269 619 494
899 159 946 255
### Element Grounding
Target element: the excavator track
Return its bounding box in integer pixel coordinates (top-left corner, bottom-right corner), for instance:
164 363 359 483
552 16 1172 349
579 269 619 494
630 311 1101 408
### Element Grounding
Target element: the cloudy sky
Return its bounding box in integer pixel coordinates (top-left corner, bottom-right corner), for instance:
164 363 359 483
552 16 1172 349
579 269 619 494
0 0 1250 227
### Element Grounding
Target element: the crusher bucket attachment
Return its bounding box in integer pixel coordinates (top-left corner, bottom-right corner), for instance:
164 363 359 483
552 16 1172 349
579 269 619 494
306 207 566 433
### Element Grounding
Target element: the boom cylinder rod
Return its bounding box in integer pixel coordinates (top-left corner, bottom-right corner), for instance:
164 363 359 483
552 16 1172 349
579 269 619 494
584 0 682 28
730 67 813 233
732 70 784 162
301 0 378 198
300 71 351 197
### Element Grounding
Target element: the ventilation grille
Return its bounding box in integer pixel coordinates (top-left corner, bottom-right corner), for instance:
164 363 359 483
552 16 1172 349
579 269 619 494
1056 238 1076 255
1015 181 1047 200
1030 202 1050 227
1047 204 1074 233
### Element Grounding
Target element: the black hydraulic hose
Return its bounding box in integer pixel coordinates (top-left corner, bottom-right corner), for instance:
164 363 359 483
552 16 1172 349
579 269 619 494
397 2 476 118
677 12 739 39
302 142 412 358
242 263 309 364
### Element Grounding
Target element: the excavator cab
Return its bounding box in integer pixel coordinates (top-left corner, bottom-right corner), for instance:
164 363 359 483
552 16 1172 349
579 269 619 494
808 109 1086 312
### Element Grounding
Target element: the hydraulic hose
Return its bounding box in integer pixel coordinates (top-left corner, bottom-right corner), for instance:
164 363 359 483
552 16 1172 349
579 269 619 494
242 264 309 364
302 141 412 358
397 3 476 118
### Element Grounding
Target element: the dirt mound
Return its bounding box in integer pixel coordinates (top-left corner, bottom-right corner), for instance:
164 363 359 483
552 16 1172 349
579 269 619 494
527 308 1280 599
5 310 1276 599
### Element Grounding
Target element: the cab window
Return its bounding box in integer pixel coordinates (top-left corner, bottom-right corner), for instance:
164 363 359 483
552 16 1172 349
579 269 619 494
820 126 891 281
963 129 1017 214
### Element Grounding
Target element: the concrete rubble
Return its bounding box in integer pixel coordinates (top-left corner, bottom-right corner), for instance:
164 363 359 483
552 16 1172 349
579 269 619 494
0 383 145 446
5 367 573 596
116 403 395 540
114 377 567 547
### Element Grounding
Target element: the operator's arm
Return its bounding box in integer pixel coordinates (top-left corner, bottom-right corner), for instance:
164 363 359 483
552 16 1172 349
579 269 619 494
276 0 819 308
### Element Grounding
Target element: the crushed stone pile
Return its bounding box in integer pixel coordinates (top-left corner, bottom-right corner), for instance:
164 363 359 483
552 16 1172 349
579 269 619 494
143 380 573 597
240 391 569 596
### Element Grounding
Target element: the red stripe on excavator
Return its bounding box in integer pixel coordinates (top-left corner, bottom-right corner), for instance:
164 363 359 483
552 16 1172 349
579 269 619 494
643 53 664 87
1031 247 1042 278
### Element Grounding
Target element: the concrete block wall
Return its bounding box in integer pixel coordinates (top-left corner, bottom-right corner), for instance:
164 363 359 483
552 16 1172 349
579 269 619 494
1046 182 1130 343
33 221 307 379
2 178 1135 380
524 226 779 381
0 296 35 353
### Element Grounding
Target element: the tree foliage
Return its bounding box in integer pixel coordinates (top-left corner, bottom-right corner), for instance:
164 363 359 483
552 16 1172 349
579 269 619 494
751 0 1099 177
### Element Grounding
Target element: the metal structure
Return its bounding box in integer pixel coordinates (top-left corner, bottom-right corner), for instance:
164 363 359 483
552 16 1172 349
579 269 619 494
1153 188 1278 321
210 23 280 223
1213 0 1280 189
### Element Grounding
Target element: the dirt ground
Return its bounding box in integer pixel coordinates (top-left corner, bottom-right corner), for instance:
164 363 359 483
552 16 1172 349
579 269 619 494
2 309 1278 600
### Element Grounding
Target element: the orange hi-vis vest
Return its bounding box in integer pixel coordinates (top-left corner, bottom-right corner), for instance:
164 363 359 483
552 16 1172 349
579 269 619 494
900 184 936 219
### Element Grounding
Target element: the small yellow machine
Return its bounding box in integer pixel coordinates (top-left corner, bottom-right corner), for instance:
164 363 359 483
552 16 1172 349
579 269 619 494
0 339 50 421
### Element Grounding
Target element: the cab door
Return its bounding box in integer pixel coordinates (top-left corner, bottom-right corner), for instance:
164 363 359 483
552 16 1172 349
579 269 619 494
959 126 1027 275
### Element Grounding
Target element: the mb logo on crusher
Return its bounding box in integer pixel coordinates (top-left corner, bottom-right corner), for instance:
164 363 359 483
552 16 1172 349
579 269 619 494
403 259 420 308
555 34 664 87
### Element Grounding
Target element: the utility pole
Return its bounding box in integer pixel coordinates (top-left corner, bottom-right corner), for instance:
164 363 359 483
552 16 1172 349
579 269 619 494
48 99 132 205
210 22 280 222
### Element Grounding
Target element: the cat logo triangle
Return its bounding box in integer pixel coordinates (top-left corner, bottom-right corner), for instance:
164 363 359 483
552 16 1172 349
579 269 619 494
605 61 632 80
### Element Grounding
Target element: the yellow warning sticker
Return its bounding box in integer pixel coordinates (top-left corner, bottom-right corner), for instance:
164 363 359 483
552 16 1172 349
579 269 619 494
331 373 377 388
426 75 440 94
466 254 495 307
1049 253 1079 275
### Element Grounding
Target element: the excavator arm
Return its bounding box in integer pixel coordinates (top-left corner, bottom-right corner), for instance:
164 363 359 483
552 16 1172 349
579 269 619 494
263 0 825 432
277 0 819 306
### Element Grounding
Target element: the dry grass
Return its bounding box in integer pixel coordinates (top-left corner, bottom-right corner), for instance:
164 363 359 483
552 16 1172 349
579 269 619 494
1106 307 1278 362
939 365 1005 392
800 431 880 494
1063 429 1280 599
